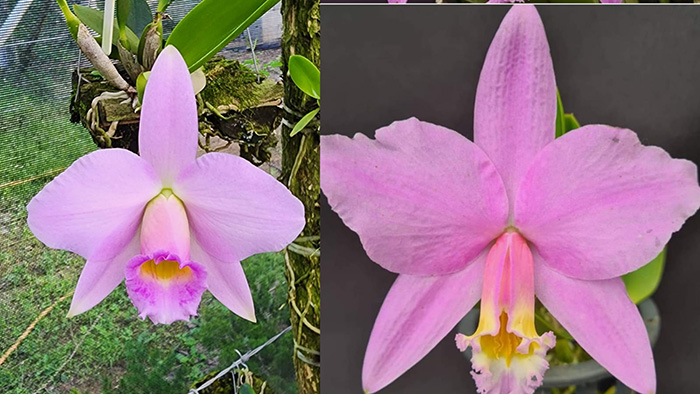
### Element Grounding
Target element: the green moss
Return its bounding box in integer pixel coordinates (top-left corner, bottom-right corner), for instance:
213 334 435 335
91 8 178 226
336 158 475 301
201 57 260 110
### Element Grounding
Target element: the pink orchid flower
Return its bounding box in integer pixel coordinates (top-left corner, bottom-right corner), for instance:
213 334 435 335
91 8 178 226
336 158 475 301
488 0 621 3
321 5 700 394
27 46 305 325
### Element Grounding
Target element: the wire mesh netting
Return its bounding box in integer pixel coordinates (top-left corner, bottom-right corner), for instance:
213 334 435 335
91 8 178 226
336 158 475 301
0 2 292 393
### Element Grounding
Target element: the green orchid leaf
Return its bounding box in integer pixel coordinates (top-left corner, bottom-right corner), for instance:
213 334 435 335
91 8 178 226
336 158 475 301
555 90 565 138
116 0 130 32
157 0 175 13
165 0 280 73
291 107 319 137
289 55 320 100
555 90 581 137
73 5 140 51
116 0 131 49
622 248 666 304
126 0 152 38
563 113 580 132
56 0 81 40
136 71 150 105
239 384 255 394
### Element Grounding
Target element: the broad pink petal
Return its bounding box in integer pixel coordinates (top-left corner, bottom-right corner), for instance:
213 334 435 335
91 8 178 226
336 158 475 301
173 152 305 262
516 125 700 279
68 227 141 317
125 251 207 324
27 149 160 260
191 239 256 322
362 252 486 393
534 255 655 394
321 118 508 276
473 5 556 206
139 46 198 185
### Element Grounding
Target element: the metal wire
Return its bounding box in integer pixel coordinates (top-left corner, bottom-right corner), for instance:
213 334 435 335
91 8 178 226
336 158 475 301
187 326 292 394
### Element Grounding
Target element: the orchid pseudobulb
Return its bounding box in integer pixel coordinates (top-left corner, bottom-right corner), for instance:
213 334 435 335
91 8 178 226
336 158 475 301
321 5 700 394
27 46 305 324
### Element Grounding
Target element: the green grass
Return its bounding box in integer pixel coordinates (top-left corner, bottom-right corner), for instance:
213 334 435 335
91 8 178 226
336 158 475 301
0 97 296 394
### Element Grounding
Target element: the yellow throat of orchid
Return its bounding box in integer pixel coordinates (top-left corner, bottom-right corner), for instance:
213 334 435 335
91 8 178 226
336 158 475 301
139 258 193 283
456 231 554 394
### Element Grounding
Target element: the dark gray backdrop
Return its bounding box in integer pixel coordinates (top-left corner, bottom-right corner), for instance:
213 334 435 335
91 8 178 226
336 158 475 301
321 5 700 393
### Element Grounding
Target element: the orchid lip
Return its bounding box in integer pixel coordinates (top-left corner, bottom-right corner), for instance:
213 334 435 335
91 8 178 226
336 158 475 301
125 251 207 324
456 232 554 394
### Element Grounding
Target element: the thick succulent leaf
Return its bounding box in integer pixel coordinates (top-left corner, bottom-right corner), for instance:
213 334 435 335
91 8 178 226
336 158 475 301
165 0 280 72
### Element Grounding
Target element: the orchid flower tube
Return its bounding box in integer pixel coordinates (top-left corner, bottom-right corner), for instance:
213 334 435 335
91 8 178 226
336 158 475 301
321 5 700 394
27 46 305 324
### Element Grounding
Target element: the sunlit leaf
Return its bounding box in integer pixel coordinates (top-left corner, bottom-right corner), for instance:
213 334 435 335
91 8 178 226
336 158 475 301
289 55 320 100
165 0 280 72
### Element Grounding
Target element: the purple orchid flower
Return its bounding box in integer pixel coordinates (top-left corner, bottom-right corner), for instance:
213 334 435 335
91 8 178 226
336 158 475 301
27 46 305 325
321 5 700 394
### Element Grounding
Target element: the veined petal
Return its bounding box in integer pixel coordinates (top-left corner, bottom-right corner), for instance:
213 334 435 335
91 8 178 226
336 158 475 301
516 125 700 279
27 149 160 260
173 152 305 262
533 254 655 394
139 46 198 186
68 227 141 317
362 252 486 393
140 192 191 260
473 5 556 207
322 118 508 276
125 251 207 324
456 232 554 394
191 239 256 322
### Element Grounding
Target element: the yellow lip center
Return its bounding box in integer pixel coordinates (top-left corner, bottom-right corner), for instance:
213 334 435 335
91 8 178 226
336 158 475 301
140 259 192 282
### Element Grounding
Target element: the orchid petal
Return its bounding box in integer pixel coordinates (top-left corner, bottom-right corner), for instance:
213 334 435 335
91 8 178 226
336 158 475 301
362 252 486 393
473 5 556 206
173 152 305 262
321 118 508 276
191 239 256 322
27 149 160 260
516 125 700 279
139 45 198 185
534 255 655 394
68 226 140 317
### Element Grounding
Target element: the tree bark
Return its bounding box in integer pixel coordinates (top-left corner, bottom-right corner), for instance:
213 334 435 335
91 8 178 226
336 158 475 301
280 0 320 392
